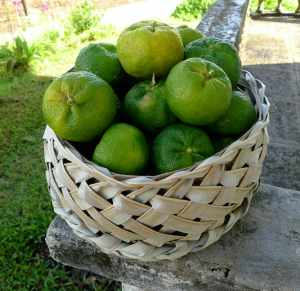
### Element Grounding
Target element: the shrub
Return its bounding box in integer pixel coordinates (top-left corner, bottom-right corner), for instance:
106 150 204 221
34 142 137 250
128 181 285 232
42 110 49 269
0 36 43 76
0 33 62 77
69 0 103 35
171 0 216 21
249 0 298 12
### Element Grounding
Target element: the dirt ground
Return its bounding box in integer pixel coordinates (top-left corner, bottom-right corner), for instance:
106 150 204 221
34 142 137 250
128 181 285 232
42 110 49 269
0 0 149 34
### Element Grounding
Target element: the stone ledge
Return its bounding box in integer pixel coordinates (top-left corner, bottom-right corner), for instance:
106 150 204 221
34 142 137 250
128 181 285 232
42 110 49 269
46 184 300 291
197 0 250 48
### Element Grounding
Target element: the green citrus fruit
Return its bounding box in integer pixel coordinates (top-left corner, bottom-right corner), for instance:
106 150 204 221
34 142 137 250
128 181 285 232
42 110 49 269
152 124 215 175
117 20 184 78
184 37 242 89
211 136 236 153
92 123 149 175
124 77 178 136
165 58 232 126
204 91 257 136
74 42 126 89
177 25 206 47
43 71 117 142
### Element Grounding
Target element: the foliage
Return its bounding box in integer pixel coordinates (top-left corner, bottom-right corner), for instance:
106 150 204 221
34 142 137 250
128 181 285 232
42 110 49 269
0 67 121 290
171 0 216 21
249 0 298 12
0 34 57 76
69 0 103 35
0 2 194 288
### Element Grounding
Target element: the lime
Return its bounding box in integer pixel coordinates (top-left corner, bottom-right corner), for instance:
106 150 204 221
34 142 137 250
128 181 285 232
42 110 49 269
42 71 117 142
177 25 206 47
204 91 257 136
165 58 232 126
211 136 236 153
117 20 184 78
124 77 178 136
184 37 242 89
74 42 126 89
92 123 149 175
151 124 215 175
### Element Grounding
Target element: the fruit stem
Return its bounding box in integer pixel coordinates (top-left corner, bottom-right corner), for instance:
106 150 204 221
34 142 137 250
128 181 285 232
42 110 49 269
66 94 74 105
152 21 156 32
205 70 215 80
152 73 156 86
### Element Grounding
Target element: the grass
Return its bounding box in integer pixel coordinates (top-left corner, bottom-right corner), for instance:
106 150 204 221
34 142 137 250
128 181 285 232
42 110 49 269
0 2 208 287
0 33 122 290
249 0 299 12
171 0 216 21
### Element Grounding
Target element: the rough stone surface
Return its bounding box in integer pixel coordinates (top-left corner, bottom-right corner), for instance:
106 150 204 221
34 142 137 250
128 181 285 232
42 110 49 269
240 16 300 190
46 184 300 291
197 0 250 48
122 282 151 291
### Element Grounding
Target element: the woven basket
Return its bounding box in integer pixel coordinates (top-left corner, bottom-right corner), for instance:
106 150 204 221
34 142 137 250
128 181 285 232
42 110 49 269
44 70 270 261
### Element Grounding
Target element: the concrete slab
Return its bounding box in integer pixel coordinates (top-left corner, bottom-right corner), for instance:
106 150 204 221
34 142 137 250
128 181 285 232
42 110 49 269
267 98 300 144
197 0 250 48
296 71 300 92
242 65 300 101
246 17 288 32
261 144 300 190
243 31 290 49
242 46 295 71
46 184 300 291
240 16 300 190
294 52 300 71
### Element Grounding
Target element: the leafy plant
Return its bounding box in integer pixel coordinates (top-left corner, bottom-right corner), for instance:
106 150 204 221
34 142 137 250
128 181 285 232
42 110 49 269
249 0 298 12
171 0 216 21
0 40 123 290
0 36 44 76
0 33 64 77
69 0 103 35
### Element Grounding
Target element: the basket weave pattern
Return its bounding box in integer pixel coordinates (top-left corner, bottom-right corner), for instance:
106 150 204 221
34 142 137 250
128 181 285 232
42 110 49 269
44 70 270 261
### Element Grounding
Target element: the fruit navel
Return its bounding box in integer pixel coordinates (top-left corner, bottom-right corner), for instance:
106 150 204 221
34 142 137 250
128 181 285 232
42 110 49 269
186 147 193 154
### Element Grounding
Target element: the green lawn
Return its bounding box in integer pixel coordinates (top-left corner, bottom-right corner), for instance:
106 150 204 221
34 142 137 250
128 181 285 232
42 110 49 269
0 36 123 290
0 2 206 287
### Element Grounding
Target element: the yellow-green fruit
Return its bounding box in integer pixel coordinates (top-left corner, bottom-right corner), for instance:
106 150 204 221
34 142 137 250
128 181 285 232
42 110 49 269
177 25 206 47
152 124 215 175
92 123 149 175
204 91 257 136
42 71 117 142
184 37 242 89
74 42 126 89
165 58 232 126
117 20 184 78
124 78 178 136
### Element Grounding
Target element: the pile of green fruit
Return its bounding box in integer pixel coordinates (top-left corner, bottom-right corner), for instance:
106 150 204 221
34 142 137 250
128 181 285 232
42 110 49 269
43 20 256 176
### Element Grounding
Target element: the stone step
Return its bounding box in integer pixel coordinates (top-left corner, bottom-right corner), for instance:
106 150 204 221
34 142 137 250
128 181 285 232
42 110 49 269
46 183 300 291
